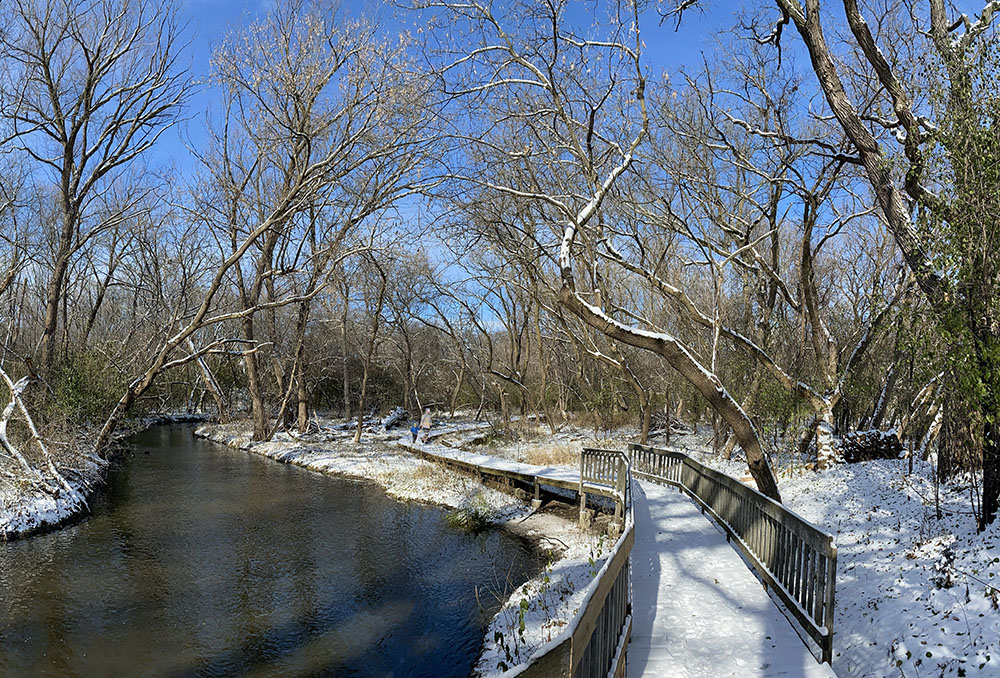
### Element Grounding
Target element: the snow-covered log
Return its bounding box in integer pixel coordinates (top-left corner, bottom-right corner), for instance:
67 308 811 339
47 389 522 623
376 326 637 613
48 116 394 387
381 406 408 431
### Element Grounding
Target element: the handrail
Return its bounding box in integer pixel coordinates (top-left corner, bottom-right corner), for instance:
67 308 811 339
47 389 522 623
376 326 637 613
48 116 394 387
629 443 837 664
510 449 633 678
580 447 629 531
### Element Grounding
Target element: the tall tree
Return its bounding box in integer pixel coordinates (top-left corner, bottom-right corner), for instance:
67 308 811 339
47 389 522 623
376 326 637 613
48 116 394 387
763 0 1000 525
203 0 434 440
0 0 189 376
422 0 782 500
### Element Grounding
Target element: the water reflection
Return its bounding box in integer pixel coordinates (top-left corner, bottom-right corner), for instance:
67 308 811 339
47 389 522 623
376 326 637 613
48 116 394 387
0 425 540 677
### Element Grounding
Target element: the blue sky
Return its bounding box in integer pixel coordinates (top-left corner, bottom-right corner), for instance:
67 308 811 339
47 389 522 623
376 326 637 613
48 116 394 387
163 0 729 172
163 0 991 177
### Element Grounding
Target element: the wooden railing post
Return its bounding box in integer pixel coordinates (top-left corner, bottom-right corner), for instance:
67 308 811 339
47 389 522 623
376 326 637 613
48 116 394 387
823 540 837 664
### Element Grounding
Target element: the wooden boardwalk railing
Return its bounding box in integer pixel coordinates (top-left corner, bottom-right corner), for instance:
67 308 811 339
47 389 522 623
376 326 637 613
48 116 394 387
629 443 837 664
513 449 633 678
580 447 629 531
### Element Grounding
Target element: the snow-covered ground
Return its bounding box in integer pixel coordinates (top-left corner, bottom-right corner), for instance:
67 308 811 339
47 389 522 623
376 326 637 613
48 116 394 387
476 510 614 674
476 423 1000 677
196 421 532 522
0 486 88 539
775 460 1000 678
655 434 1000 678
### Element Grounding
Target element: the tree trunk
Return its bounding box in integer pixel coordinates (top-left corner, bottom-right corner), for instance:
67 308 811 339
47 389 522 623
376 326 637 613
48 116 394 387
296 361 309 433
637 386 651 444
403 342 414 412
815 404 839 470
355 269 387 444
40 249 72 375
241 315 269 440
188 338 229 422
981 415 999 529
978 332 1000 527
354 357 372 444
796 419 817 466
449 361 465 417
533 303 558 434
341 304 351 419
272 360 288 418
244 351 269 440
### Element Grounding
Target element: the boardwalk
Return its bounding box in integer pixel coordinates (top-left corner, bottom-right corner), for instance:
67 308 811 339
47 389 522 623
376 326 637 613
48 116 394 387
629 481 836 677
396 440 835 676
397 438 587 495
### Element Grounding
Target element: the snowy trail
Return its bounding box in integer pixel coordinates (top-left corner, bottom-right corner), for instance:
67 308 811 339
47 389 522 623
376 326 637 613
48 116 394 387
629 481 837 678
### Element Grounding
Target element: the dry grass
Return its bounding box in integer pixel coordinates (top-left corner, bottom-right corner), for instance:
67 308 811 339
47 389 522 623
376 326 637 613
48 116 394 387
408 461 447 482
520 442 580 468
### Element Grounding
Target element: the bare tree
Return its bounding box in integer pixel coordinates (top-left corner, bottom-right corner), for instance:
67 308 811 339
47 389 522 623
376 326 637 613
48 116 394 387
353 248 390 443
615 48 910 467
200 0 436 440
0 0 190 376
759 0 1000 524
421 0 782 499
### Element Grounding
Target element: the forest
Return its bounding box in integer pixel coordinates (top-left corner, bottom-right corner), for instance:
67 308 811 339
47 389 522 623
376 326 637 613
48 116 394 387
0 0 998 536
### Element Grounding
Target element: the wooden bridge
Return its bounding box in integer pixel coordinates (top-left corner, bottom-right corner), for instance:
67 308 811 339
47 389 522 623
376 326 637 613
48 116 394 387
396 439 837 677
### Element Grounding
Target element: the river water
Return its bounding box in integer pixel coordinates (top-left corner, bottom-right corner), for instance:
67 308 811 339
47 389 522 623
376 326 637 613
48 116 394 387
0 425 541 677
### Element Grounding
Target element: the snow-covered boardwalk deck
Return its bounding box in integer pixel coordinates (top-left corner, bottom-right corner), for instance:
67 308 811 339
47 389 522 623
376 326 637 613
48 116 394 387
629 481 836 677
396 439 591 496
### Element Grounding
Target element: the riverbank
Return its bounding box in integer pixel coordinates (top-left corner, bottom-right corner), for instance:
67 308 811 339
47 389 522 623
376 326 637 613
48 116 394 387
0 412 209 541
11 411 999 677
194 418 616 676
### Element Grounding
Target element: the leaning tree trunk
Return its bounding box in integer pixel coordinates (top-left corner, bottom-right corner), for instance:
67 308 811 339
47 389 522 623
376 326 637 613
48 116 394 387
723 369 766 460
559 287 782 502
449 361 465 418
187 339 229 422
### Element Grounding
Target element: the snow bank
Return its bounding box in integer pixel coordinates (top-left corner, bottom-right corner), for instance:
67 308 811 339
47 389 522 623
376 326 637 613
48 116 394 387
196 423 529 520
0 487 86 540
1 412 208 540
778 459 1000 678
476 514 610 675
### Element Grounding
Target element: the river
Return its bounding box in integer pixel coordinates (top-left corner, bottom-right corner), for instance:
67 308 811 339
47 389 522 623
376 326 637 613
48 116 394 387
0 425 541 677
